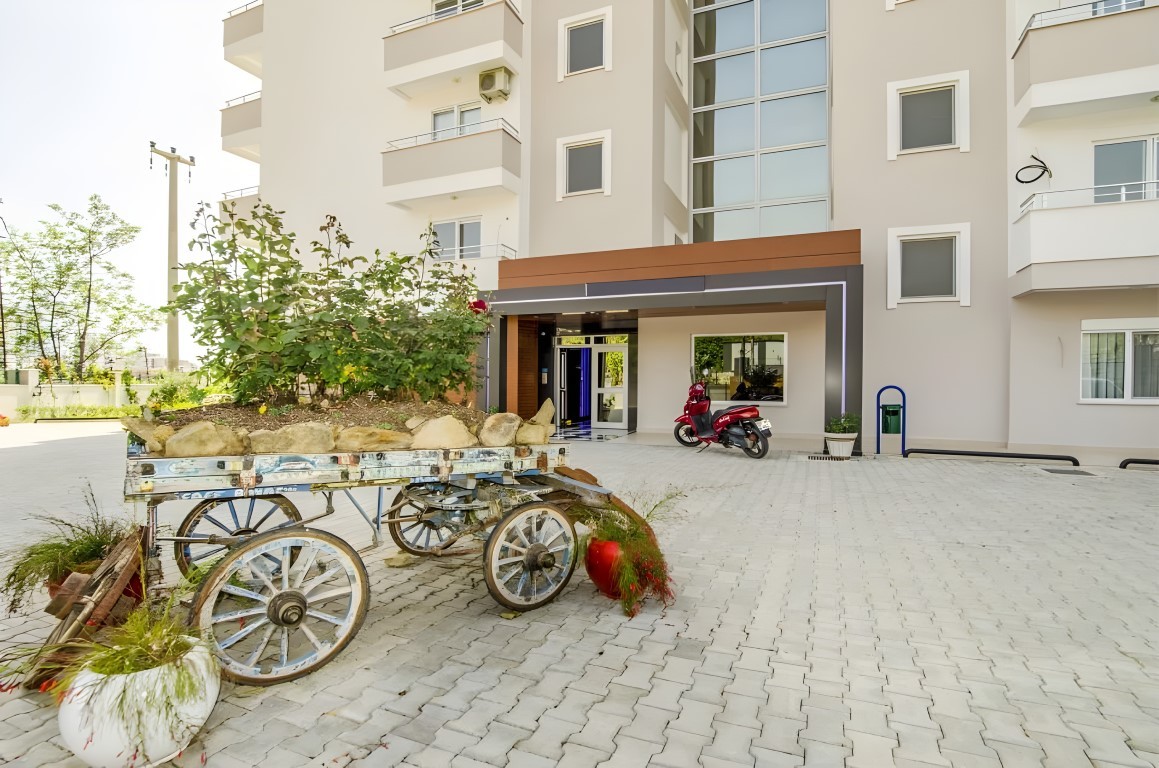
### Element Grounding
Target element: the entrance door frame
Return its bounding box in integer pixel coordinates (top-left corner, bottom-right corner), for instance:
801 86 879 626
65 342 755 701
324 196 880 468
553 335 630 430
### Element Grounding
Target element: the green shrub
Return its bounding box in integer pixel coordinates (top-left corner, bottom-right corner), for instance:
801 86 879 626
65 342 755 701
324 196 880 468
824 412 861 434
146 371 208 410
15 404 142 422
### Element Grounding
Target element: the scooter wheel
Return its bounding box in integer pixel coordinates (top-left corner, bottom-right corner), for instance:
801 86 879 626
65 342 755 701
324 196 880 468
674 424 702 447
742 431 769 459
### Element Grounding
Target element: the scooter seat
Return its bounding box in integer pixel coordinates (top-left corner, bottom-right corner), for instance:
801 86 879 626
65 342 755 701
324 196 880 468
711 405 751 422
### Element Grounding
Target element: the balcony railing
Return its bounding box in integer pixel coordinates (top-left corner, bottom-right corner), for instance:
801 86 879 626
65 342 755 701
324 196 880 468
390 0 489 34
384 118 518 152
226 0 261 18
1019 181 1159 215
222 186 259 200
1020 0 1156 39
225 90 261 108
431 243 517 261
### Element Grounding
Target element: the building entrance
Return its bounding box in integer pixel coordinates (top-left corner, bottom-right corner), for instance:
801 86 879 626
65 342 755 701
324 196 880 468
555 336 629 429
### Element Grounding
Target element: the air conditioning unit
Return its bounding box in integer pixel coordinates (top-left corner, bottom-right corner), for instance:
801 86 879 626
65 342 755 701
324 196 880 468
479 67 512 103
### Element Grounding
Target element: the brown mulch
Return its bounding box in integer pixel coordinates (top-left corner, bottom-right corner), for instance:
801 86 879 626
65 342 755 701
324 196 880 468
152 396 489 433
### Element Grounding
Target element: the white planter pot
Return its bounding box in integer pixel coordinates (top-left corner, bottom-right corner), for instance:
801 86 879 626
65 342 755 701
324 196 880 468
58 642 220 768
823 432 858 459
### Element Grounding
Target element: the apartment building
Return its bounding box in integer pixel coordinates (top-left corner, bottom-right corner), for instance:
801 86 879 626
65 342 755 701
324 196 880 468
220 0 1159 464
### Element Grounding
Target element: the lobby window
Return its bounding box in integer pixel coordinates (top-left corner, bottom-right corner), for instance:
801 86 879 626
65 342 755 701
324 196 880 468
691 0 830 242
887 71 970 160
432 218 482 260
559 9 613 80
887 223 971 309
693 333 787 403
557 131 612 199
1081 320 1159 401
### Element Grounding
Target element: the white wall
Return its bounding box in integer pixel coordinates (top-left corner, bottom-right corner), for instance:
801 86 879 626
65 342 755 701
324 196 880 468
636 311 826 436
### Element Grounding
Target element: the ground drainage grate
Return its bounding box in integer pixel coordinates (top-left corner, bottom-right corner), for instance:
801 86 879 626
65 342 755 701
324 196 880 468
1041 468 1094 476
808 454 851 462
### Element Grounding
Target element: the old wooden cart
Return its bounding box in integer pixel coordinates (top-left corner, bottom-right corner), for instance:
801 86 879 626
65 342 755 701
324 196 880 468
102 440 633 686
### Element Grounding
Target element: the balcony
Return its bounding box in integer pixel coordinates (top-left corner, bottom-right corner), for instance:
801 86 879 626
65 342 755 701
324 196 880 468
218 186 260 220
221 91 261 163
1010 182 1159 294
429 244 516 291
381 119 521 206
383 0 523 98
1013 1 1159 125
223 1 263 77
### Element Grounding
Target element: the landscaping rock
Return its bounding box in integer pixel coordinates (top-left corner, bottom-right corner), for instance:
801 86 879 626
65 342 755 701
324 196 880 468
515 422 551 445
165 421 247 458
479 412 521 447
410 415 479 449
249 422 336 454
123 418 178 455
529 399 555 426
335 426 413 452
201 393 235 406
405 415 428 431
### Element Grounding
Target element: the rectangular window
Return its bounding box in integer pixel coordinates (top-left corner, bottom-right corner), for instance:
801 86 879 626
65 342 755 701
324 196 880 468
433 0 484 19
693 52 755 107
693 103 755 158
1081 326 1159 401
566 142 604 194
760 145 828 201
760 0 826 42
887 223 970 308
900 87 955 151
760 37 827 96
693 209 758 242
1093 0 1144 15
900 237 956 299
1093 139 1154 203
760 92 827 148
760 201 828 237
431 219 482 260
693 2 754 57
694 156 756 208
693 334 787 403
568 20 605 74
432 103 481 141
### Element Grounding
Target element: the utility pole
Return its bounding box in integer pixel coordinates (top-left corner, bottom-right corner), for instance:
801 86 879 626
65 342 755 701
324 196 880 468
150 142 195 372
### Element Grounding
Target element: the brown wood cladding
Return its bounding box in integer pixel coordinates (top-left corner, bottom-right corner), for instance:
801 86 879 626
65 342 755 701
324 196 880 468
516 318 538 419
499 230 860 290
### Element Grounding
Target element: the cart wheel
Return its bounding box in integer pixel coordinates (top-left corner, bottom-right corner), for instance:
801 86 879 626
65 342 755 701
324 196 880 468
484 502 577 612
174 495 301 576
191 528 368 686
24 530 144 689
386 484 472 555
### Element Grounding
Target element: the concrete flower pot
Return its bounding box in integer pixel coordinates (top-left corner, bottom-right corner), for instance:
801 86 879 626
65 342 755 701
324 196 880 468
823 432 857 459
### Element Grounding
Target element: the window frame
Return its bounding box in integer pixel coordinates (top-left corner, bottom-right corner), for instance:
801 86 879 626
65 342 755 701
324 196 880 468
1079 318 1159 404
557 130 613 200
430 216 483 260
886 223 972 309
1092 135 1159 204
690 331 790 407
432 0 485 20
431 102 483 141
558 8 614 81
887 71 971 161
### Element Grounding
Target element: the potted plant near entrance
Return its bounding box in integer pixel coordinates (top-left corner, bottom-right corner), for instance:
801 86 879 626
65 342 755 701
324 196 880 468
823 412 860 459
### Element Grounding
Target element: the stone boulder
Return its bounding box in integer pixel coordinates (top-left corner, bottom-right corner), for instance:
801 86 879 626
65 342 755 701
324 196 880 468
165 421 247 458
478 412 521 447
515 422 551 446
410 415 479 449
201 393 235 406
121 417 177 455
405 415 428 431
249 422 336 454
529 399 555 426
335 426 413 452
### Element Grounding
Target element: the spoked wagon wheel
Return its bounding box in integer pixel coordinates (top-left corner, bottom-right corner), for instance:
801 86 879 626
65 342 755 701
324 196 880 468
484 502 577 612
174 495 301 576
191 528 369 686
387 484 469 556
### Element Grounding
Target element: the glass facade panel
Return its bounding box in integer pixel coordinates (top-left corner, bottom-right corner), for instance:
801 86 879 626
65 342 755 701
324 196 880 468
694 156 756 208
900 238 956 298
760 201 828 237
760 92 826 148
693 2 754 57
760 38 826 96
760 0 826 42
694 104 755 158
693 52 755 107
760 146 827 201
693 209 759 242
568 21 604 73
900 87 955 150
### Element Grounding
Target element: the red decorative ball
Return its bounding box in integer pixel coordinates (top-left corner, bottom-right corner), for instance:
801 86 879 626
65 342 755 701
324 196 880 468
469 299 489 314
584 538 623 599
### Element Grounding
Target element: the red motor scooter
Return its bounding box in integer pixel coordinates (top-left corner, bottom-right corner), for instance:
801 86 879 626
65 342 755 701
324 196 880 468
673 369 772 459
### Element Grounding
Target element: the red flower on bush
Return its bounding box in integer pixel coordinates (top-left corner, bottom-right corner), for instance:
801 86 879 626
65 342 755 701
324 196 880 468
469 299 489 315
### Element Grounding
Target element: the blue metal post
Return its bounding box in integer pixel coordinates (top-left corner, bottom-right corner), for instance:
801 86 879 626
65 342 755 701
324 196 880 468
875 385 907 455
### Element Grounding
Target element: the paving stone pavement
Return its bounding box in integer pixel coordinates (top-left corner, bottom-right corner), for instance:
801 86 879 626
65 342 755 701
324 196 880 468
2 429 1159 768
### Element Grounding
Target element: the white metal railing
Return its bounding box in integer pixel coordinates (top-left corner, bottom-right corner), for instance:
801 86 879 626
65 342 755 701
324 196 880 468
430 243 517 261
383 118 518 152
222 186 259 200
1020 0 1155 39
226 0 262 18
224 90 261 108
1019 181 1159 214
390 0 489 34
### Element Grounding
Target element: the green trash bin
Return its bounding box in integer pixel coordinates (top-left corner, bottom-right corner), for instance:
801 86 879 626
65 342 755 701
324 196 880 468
881 404 902 434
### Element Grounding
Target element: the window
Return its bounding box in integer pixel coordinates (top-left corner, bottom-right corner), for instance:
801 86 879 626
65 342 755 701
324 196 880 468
432 218 482 260
432 103 481 141
691 0 830 242
887 71 970 160
1093 0 1144 16
433 0 484 19
557 130 612 199
558 8 613 80
1094 137 1159 204
693 334 787 403
1081 320 1159 401
887 223 971 308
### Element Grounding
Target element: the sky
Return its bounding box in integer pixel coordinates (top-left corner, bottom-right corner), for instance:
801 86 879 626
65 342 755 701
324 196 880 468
0 0 260 365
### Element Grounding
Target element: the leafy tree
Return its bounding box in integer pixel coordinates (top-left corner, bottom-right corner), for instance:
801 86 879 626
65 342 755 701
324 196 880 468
0 196 156 379
172 202 491 404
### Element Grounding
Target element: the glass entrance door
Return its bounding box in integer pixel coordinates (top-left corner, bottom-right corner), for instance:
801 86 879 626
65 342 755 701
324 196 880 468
592 345 628 428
